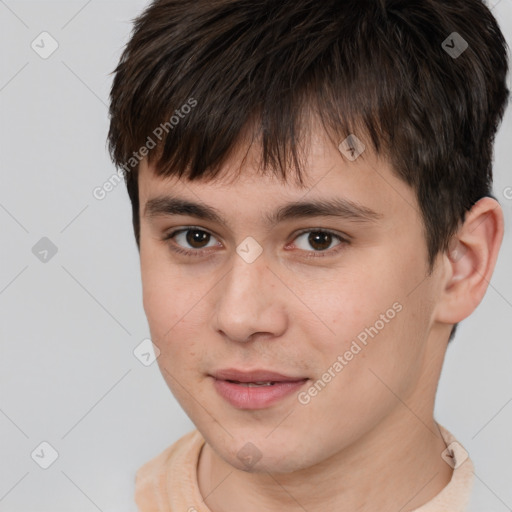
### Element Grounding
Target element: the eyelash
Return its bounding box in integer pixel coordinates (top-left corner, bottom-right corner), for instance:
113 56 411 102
161 227 350 259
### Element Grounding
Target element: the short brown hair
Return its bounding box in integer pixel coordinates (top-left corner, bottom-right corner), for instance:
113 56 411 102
107 0 509 342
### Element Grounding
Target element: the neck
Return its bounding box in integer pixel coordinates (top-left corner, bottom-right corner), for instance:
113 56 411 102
197 412 453 512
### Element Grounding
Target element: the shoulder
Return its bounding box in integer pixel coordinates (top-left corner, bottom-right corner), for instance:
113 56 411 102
465 466 507 512
134 429 205 512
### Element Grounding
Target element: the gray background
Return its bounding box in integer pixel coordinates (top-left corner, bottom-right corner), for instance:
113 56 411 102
0 1 511 511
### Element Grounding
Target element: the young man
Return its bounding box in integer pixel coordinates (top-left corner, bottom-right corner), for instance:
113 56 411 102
107 0 509 510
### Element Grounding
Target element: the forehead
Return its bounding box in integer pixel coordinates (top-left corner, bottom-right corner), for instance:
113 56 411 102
137 129 418 228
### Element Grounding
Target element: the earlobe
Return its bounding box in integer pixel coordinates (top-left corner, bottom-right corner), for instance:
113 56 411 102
434 197 504 325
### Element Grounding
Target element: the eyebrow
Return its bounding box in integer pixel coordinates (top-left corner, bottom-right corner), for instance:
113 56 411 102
143 195 383 228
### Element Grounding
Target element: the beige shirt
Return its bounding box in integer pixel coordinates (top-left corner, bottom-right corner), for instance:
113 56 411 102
134 423 475 512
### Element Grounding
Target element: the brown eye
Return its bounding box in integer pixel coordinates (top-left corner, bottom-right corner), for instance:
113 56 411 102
185 229 211 248
293 230 345 253
163 228 219 257
307 232 334 251
163 227 349 259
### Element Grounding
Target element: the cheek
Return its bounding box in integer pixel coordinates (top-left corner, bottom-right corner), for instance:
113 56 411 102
140 245 187 332
143 283 200 350
303 253 427 382
140 262 206 366
322 268 433 404
303 265 399 341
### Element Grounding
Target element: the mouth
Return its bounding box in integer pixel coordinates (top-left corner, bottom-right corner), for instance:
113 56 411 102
225 381 281 387
210 368 308 383
209 368 309 409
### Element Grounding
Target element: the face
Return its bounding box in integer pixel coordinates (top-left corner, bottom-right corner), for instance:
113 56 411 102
138 127 446 474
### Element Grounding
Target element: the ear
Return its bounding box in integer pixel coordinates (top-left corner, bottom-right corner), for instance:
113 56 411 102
434 196 504 325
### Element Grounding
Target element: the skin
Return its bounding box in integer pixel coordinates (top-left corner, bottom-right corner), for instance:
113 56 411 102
138 123 503 512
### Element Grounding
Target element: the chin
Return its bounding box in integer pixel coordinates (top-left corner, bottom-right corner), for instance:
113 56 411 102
211 431 317 474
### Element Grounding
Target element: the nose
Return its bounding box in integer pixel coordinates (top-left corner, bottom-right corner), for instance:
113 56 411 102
212 253 288 344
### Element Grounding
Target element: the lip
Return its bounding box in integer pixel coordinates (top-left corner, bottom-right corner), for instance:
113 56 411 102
211 368 307 383
210 368 309 410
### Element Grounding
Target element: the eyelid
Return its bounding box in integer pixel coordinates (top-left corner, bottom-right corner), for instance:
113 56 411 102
292 227 352 243
162 226 221 257
162 226 350 258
